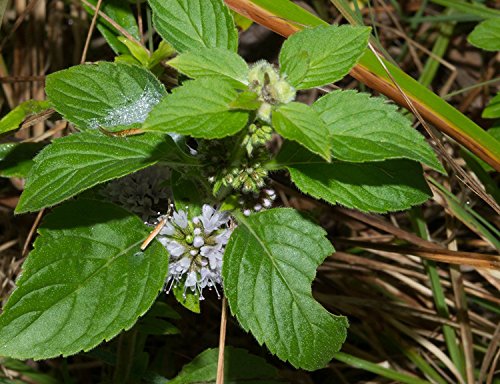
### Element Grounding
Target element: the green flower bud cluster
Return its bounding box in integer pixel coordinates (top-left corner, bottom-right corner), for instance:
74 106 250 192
242 123 273 156
222 160 268 193
248 60 296 122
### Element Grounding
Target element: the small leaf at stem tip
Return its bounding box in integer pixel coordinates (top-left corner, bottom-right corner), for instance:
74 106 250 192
272 102 332 161
279 24 371 89
168 47 249 88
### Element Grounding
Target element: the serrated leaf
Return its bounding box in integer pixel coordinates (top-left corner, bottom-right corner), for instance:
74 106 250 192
313 90 444 172
272 102 331 161
223 208 348 370
46 62 166 130
279 25 370 90
144 78 249 138
0 199 169 360
483 93 500 118
168 48 248 88
85 0 140 54
0 142 45 178
149 0 238 53
170 347 282 384
229 91 260 110
16 132 190 213
468 19 500 51
0 100 51 134
276 142 431 213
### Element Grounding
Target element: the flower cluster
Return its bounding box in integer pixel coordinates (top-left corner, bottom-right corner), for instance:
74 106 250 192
248 60 296 122
240 188 277 216
242 123 273 156
101 165 170 222
221 158 268 193
158 205 232 300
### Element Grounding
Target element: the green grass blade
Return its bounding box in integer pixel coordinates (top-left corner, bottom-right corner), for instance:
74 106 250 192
428 0 500 19
418 9 455 88
409 207 465 376
333 352 431 384
385 331 448 384
428 178 500 249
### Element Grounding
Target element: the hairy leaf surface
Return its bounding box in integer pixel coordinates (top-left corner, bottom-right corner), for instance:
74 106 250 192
144 78 249 138
149 0 238 52
46 62 165 130
313 90 444 171
16 132 189 213
0 199 169 360
168 48 248 88
279 25 370 89
223 208 348 370
273 102 331 161
275 142 431 213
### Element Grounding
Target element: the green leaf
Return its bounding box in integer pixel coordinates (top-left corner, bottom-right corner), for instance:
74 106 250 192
88 0 139 39
137 302 181 336
45 62 166 130
272 102 331 161
229 91 261 111
144 78 249 139
223 208 348 370
0 142 45 178
170 347 281 384
468 19 500 51
483 93 500 118
0 100 51 134
118 37 151 66
148 0 238 53
275 142 431 213
173 285 200 314
168 48 248 88
0 199 169 360
313 90 444 172
84 0 140 54
16 132 189 213
279 25 370 90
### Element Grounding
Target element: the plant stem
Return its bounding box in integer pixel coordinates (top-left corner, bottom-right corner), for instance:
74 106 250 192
216 297 228 384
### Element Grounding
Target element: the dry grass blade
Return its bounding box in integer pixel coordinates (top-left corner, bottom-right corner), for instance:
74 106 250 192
80 0 103 64
479 324 500 383
78 0 146 50
334 238 500 270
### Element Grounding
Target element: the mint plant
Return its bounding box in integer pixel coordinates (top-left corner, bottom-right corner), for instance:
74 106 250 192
0 0 443 372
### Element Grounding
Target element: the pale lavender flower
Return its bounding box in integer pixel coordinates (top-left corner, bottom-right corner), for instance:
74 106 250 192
158 204 233 300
